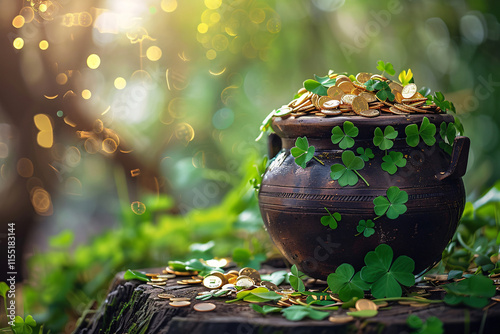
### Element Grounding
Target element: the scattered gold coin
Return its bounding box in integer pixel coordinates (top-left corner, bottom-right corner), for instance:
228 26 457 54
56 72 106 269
194 302 216 312
169 301 191 307
402 83 417 99
355 299 378 311
329 315 354 324
182 279 203 284
352 96 369 115
147 282 166 286
158 293 175 299
170 297 191 302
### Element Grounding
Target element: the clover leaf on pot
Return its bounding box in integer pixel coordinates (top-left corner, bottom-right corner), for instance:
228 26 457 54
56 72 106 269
303 74 335 96
291 136 323 168
381 151 407 175
373 126 398 150
439 122 457 155
405 116 436 147
330 150 369 187
320 208 341 230
327 263 369 302
356 147 374 162
331 121 359 149
373 186 408 219
360 244 415 298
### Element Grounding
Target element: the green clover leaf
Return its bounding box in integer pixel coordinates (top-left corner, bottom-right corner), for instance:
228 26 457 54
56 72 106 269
381 151 407 175
373 186 408 219
376 60 396 76
356 219 375 237
356 147 374 161
314 74 336 87
251 304 282 315
398 69 413 86
330 150 369 187
360 244 415 299
12 315 37 334
0 281 8 300
428 91 455 113
304 79 328 96
281 305 330 321
373 126 398 150
123 269 150 282
289 264 305 292
442 275 496 308
291 136 316 168
439 122 457 155
405 117 436 147
407 315 444 334
327 263 369 302
331 121 359 149
320 208 341 230
364 79 395 101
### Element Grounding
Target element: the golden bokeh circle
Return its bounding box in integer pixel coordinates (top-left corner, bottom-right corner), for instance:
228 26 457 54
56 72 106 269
102 138 118 154
212 34 229 51
198 23 208 34
84 138 100 154
20 7 35 23
56 73 68 85
82 89 92 99
114 77 126 90
12 15 25 28
17 158 34 178
13 37 24 50
146 46 162 61
175 123 195 143
131 201 146 215
206 49 217 60
39 40 49 50
87 54 101 69
249 9 266 24
205 0 222 10
161 0 178 13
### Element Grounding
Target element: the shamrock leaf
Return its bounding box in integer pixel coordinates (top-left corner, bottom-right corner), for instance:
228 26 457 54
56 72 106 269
381 151 407 175
314 74 336 87
304 79 328 96
373 126 398 150
291 136 315 168
356 219 375 237
330 151 369 187
289 264 305 292
439 122 457 155
251 304 282 315
376 60 396 76
364 79 395 101
331 121 359 149
360 244 415 299
442 275 496 308
373 186 408 219
12 315 37 334
232 249 266 270
327 263 369 302
356 147 374 161
398 69 413 86
407 315 444 334
281 305 330 321
405 117 436 147
261 270 288 286
428 91 455 113
123 269 150 282
320 208 341 230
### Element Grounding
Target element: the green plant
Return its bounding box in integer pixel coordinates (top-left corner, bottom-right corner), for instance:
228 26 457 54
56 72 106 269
356 147 374 161
364 79 395 101
360 244 415 298
320 208 341 230
426 91 455 113
373 126 398 150
281 305 330 321
373 186 408 219
330 150 369 187
356 219 375 237
331 121 359 149
289 264 306 292
232 248 267 269
291 136 323 168
303 74 336 96
226 287 282 303
439 122 457 155
405 116 436 147
381 151 407 175
327 263 368 302
398 69 413 86
407 315 444 334
376 60 396 76
123 270 150 282
442 275 496 308
250 304 282 315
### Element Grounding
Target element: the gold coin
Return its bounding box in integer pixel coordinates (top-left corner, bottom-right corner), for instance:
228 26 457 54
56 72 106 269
335 75 350 85
359 92 377 103
329 315 354 324
320 109 343 116
146 273 160 277
402 97 428 103
236 275 255 288
388 81 403 93
393 90 403 104
359 109 380 117
341 94 357 105
352 96 369 114
147 282 166 286
388 106 409 115
318 96 332 107
275 106 293 116
355 72 372 83
170 297 191 301
227 276 238 284
169 301 191 307
409 303 429 308
402 83 417 99
298 87 307 95
182 279 203 284
351 88 364 95
370 74 387 81
239 267 259 277
311 94 320 108
158 293 175 299
226 270 239 276
322 99 340 109
260 281 279 291
158 274 176 279
338 81 355 94
327 86 344 100
374 301 389 308
293 91 311 107
194 302 216 312
355 299 378 311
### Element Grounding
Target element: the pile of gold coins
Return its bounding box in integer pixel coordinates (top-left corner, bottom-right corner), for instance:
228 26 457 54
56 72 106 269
202 267 279 291
275 72 441 118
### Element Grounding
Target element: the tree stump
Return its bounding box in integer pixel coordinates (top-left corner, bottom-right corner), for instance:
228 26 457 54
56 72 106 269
74 266 500 334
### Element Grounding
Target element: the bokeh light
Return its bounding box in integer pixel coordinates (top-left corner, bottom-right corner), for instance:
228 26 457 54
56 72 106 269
82 89 92 99
146 46 162 61
33 114 53 148
17 158 34 178
87 54 101 69
131 201 146 215
12 15 25 28
161 0 178 13
39 40 49 50
205 0 222 10
13 37 24 50
114 77 127 89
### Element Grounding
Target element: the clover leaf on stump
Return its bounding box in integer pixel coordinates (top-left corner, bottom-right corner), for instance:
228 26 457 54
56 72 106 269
360 244 415 298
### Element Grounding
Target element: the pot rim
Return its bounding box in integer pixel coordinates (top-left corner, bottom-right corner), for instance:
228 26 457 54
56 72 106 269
271 113 455 139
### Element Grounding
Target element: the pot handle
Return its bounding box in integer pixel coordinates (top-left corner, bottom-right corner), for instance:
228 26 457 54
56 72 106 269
438 136 470 181
267 133 282 159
